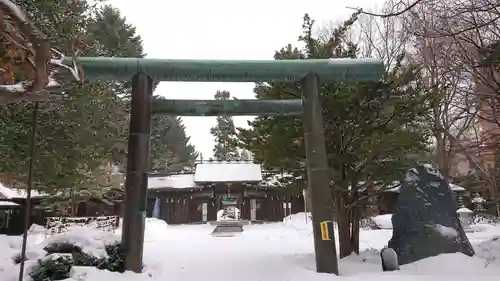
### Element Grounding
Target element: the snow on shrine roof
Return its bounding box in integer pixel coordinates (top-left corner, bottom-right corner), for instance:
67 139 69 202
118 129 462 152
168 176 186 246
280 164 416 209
0 200 20 207
385 182 466 193
194 162 263 182
148 174 201 189
0 182 46 199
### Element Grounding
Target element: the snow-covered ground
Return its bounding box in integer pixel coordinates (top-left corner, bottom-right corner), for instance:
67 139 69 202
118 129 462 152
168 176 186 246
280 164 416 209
1 213 500 281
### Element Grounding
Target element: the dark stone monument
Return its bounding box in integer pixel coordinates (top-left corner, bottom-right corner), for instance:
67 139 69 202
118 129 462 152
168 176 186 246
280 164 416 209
388 164 475 265
380 246 399 271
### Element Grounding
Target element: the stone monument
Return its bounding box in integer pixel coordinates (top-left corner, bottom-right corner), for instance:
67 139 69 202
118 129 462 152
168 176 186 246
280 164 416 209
388 164 475 265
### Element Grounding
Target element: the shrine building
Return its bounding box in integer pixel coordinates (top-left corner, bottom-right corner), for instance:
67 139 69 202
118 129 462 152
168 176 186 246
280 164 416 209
146 160 305 224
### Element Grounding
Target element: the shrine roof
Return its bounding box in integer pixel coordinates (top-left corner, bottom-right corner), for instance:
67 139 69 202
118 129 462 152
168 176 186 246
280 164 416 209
194 161 263 183
0 200 20 207
0 182 46 199
148 174 201 190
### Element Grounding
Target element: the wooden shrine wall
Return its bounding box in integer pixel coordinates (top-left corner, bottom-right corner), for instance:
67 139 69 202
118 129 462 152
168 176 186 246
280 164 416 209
150 194 305 225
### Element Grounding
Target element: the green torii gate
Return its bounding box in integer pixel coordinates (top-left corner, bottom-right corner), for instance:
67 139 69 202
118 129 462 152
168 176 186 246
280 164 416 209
69 57 384 275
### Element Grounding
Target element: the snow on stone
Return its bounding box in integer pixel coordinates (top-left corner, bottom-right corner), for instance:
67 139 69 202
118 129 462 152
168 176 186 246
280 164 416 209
404 168 419 183
457 208 474 213
449 183 466 191
433 224 458 238
386 181 466 193
194 162 262 182
148 174 201 189
0 182 46 199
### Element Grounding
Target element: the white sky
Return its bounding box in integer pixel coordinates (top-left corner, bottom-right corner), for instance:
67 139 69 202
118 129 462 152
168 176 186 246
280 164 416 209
109 0 381 158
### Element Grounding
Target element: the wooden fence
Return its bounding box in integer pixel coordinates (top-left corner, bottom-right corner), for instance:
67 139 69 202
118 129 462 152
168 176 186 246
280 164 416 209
45 215 120 235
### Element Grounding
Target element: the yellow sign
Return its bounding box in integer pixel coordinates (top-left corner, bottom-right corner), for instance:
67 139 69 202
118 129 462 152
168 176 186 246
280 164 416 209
320 221 331 241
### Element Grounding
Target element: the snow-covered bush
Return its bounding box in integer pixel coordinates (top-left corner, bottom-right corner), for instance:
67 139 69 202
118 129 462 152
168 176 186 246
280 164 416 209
30 254 73 281
27 242 127 280
12 227 130 281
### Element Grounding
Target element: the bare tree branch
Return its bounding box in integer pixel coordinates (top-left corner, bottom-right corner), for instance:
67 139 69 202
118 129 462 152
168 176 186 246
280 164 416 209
347 0 425 18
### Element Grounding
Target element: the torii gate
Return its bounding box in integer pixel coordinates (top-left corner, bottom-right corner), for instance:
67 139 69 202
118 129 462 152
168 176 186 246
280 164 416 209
68 57 384 275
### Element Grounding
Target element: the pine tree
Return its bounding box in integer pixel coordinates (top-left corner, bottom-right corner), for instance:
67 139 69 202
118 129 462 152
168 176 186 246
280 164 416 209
210 90 240 161
238 13 430 257
150 96 198 173
0 2 144 212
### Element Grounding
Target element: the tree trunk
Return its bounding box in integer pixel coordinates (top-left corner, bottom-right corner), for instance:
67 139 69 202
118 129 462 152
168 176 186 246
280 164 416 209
335 191 353 258
435 133 450 178
349 205 360 255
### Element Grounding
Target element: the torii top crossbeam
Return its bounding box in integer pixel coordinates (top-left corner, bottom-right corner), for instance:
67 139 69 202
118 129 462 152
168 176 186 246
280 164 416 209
64 57 384 82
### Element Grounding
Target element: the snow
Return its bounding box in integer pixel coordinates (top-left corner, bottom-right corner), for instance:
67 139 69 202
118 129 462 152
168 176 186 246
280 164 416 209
457 207 474 213
372 214 393 229
449 183 466 191
0 182 46 199
432 224 458 238
194 162 263 182
0 200 19 206
385 181 466 193
472 197 486 203
475 237 500 264
1 213 500 281
43 227 119 257
147 174 201 189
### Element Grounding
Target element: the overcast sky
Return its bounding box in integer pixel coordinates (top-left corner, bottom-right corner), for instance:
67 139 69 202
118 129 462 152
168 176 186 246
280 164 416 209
108 0 382 158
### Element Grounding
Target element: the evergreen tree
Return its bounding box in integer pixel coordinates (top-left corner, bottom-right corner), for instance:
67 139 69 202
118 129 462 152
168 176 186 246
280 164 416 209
150 96 198 173
238 13 430 257
0 2 144 212
210 90 241 160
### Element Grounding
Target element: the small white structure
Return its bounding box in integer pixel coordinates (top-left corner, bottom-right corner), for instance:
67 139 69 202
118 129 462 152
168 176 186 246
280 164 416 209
457 207 474 233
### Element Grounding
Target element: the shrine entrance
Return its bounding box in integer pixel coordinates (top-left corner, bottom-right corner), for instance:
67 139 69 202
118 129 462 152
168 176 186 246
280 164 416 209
68 57 384 275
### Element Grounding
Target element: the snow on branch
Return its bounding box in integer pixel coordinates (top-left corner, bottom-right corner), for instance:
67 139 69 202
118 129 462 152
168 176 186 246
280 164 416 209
0 0 83 105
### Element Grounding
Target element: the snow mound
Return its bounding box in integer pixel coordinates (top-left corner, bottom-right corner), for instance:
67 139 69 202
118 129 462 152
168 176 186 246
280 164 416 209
402 253 499 275
457 207 473 213
144 218 169 242
41 227 120 257
283 212 313 233
372 214 393 229
28 224 47 235
475 236 500 264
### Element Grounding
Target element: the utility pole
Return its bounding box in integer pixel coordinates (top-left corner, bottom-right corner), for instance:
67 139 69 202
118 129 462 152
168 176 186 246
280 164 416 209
121 73 153 273
301 73 339 275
